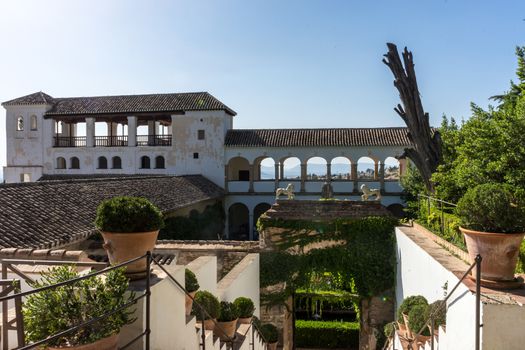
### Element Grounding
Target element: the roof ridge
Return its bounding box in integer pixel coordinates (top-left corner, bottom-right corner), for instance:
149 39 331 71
0 175 177 189
53 91 209 101
228 127 410 131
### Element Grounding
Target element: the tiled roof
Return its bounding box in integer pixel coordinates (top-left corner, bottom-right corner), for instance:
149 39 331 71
224 128 413 147
2 91 236 116
0 175 224 249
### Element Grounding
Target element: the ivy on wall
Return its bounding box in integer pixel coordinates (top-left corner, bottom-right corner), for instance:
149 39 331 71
259 216 398 305
159 202 225 240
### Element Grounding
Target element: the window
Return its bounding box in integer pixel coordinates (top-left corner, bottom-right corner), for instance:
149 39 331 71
56 157 66 169
112 156 122 169
238 170 250 181
193 152 199 159
30 115 37 131
17 116 24 131
20 173 31 182
140 156 151 169
155 156 165 169
98 156 108 169
198 130 205 140
70 157 80 169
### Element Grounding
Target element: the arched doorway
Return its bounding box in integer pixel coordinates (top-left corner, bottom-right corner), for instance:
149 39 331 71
384 157 400 180
330 156 351 180
255 157 276 180
282 157 301 180
253 203 272 240
306 157 327 180
228 203 250 240
357 156 376 180
228 157 250 181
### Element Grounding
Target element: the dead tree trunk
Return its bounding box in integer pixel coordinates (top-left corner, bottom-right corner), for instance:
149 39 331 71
383 43 442 192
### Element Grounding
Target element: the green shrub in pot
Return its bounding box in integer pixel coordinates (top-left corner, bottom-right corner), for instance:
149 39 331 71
185 268 200 293
233 297 255 318
408 304 431 336
397 295 428 324
217 301 240 322
260 323 278 343
191 290 220 320
424 300 446 330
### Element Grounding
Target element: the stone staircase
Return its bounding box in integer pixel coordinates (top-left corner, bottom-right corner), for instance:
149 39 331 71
389 325 447 350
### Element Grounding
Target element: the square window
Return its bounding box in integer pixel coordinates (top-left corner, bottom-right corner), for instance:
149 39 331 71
193 152 199 159
20 173 31 182
198 130 205 140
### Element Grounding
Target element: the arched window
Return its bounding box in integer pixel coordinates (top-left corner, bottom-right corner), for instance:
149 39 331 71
70 157 80 169
30 115 37 131
155 156 165 169
141 156 150 169
56 157 66 169
98 156 108 169
16 116 24 131
112 156 122 169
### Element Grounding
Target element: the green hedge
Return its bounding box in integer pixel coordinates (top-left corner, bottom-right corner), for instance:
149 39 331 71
295 320 359 349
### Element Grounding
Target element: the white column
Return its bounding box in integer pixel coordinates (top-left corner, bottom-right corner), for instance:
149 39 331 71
86 117 95 147
248 213 254 241
127 116 137 147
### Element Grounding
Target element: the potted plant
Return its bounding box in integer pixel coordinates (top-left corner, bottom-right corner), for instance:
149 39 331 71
233 297 255 324
396 295 428 338
23 266 134 350
215 301 240 341
185 268 200 315
95 196 164 279
191 290 220 331
456 183 525 282
260 323 278 350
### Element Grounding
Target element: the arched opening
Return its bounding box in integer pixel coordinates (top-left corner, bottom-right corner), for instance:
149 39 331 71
112 156 122 169
306 157 327 180
30 115 37 131
255 157 275 180
98 156 108 169
387 203 406 218
330 156 351 180
16 116 24 131
384 157 400 180
253 203 271 240
357 156 376 180
140 156 150 169
70 157 80 169
228 203 249 240
155 156 165 169
56 157 66 169
227 157 250 181
282 157 301 180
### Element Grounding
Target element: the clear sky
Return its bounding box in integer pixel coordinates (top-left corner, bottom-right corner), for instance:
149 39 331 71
1 0 525 171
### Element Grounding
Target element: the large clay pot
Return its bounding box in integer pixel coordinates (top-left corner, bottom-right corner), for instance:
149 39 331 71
460 227 525 281
185 291 197 316
266 342 278 350
214 319 238 341
48 333 118 350
202 318 217 331
238 316 252 324
101 230 159 279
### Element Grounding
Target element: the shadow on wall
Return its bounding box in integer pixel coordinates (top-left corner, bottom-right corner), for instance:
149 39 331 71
159 202 225 240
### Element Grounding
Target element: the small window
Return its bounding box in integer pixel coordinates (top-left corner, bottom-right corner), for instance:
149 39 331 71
70 157 80 169
17 116 24 131
198 130 205 140
238 170 250 181
30 115 37 131
141 156 151 169
56 157 66 169
20 173 31 182
193 152 199 159
112 156 122 169
98 156 108 169
155 156 165 169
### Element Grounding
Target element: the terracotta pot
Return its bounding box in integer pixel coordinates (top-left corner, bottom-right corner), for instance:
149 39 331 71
201 318 217 331
48 333 118 350
214 319 238 341
101 230 159 279
397 321 407 338
402 313 412 339
185 291 197 316
238 316 252 324
266 341 278 350
460 227 525 281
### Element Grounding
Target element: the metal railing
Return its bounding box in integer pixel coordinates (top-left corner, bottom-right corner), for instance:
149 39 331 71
53 136 87 147
95 135 129 147
136 135 172 147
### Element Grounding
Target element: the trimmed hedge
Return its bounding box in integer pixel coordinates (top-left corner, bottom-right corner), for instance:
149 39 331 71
295 320 359 349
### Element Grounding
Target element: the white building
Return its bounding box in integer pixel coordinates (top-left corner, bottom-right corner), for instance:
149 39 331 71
2 91 411 238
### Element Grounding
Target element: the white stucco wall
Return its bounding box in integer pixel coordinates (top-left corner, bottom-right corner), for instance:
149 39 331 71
185 255 218 296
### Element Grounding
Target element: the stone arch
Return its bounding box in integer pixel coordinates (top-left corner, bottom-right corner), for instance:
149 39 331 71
70 157 80 169
281 156 301 180
387 203 405 218
16 116 24 131
306 156 328 180
228 203 249 240
357 156 377 180
30 115 38 131
384 157 400 180
141 156 150 169
254 156 276 180
56 157 66 169
228 156 250 181
98 156 108 169
155 156 165 169
330 156 352 180
112 156 122 169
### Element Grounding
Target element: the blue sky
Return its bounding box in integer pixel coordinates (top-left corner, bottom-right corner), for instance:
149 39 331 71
1 0 525 170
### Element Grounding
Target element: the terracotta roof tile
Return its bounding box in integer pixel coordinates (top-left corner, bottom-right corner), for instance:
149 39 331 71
2 92 55 106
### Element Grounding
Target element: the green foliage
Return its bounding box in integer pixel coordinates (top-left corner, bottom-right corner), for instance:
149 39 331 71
159 202 225 240
218 301 240 322
295 320 359 349
192 290 220 320
23 266 134 347
295 289 358 319
456 183 525 233
408 304 431 336
260 323 279 343
233 297 255 318
397 295 428 325
417 199 465 250
95 196 164 233
185 268 200 293
384 322 395 338
425 300 446 330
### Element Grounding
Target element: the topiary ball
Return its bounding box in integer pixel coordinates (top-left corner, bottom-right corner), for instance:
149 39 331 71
233 297 255 318
192 290 220 320
397 295 428 324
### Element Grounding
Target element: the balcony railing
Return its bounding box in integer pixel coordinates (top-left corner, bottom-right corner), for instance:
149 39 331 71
137 135 172 147
95 135 128 147
53 136 87 147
